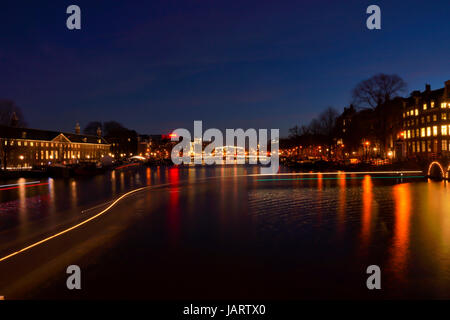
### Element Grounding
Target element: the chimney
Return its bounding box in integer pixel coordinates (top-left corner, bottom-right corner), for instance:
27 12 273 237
425 84 431 92
97 126 102 137
75 122 80 134
445 80 450 100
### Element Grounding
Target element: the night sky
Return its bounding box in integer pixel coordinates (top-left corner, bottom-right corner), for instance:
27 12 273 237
1 0 449 136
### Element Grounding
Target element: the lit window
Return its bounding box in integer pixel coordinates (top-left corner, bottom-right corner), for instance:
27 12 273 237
421 128 426 137
442 113 447 120
415 109 419 116
443 140 448 151
442 125 448 136
423 103 427 110
407 130 411 139
427 127 431 137
441 102 447 109
433 126 438 136
427 116 430 122
431 101 435 108
433 114 437 121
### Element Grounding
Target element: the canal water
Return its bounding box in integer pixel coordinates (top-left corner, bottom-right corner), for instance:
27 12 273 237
1 165 449 299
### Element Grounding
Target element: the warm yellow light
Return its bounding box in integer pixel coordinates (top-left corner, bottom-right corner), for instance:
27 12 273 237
19 155 24 160
0 185 151 263
427 127 431 137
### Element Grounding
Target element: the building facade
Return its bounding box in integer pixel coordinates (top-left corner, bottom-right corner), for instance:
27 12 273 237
0 124 110 169
402 80 450 159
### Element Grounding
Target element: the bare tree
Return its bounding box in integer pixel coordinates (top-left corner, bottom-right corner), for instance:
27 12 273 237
0 100 27 127
288 125 300 139
352 74 407 109
319 107 338 138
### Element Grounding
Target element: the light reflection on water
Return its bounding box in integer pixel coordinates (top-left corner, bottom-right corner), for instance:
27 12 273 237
1 166 450 298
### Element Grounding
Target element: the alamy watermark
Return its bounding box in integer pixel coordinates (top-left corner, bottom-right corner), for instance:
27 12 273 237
170 121 279 174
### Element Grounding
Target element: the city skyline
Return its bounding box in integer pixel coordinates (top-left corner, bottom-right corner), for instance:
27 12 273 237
1 0 449 136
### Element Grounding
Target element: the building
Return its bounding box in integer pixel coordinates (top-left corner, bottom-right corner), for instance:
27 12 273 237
401 80 450 159
107 130 138 159
0 124 110 169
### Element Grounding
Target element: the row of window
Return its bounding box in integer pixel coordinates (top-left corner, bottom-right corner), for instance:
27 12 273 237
405 125 450 139
404 113 450 127
12 150 105 161
407 140 450 153
403 102 449 118
4 139 108 149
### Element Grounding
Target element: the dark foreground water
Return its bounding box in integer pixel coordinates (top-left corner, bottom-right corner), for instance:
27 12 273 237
0 165 449 299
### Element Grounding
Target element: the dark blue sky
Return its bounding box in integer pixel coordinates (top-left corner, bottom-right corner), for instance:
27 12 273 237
1 0 449 136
